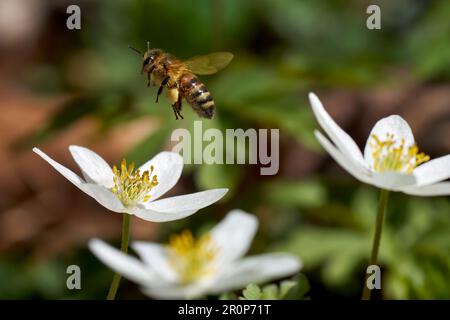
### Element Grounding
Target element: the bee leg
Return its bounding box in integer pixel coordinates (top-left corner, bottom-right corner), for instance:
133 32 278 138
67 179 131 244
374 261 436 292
176 94 184 119
146 65 156 86
170 95 183 120
171 105 179 120
166 88 182 120
156 76 170 103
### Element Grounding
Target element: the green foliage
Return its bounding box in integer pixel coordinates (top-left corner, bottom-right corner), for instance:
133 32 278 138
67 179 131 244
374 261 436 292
220 275 310 300
276 187 450 299
405 1 450 80
264 180 327 208
0 258 66 299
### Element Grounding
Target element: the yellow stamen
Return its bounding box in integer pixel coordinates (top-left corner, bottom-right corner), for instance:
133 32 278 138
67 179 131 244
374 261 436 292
370 133 430 174
111 159 158 207
167 230 218 284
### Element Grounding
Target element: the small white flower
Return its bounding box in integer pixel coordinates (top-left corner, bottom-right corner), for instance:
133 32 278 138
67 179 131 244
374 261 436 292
33 146 228 222
309 92 450 196
89 210 302 299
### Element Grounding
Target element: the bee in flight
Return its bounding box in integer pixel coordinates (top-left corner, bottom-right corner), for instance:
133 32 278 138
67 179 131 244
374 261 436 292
130 42 233 120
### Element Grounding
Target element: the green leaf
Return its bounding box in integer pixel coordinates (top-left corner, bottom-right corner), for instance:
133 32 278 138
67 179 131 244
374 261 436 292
237 275 310 300
261 284 279 299
219 292 238 300
279 280 297 298
240 284 262 300
283 274 311 300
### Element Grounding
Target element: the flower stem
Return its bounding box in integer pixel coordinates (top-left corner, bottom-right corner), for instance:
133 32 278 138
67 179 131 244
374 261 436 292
362 189 389 300
106 213 131 300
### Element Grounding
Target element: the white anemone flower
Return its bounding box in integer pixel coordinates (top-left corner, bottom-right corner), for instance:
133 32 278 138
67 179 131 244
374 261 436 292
309 93 450 196
89 210 302 299
33 146 228 222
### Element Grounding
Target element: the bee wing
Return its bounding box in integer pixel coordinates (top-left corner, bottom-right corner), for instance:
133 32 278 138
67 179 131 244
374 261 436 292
184 52 234 75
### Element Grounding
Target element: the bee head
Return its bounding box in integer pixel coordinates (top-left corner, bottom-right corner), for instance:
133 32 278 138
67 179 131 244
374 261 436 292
129 43 161 74
142 49 161 67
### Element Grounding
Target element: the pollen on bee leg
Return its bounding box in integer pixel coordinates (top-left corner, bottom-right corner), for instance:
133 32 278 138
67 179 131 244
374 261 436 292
370 133 430 174
166 88 179 105
110 159 159 207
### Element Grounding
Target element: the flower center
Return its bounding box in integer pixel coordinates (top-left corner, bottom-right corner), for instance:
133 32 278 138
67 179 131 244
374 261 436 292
167 230 218 284
370 133 430 174
111 159 158 207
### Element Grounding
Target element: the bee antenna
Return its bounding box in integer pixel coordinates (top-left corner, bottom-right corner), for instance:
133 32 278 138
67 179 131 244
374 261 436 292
147 41 150 51
128 45 143 55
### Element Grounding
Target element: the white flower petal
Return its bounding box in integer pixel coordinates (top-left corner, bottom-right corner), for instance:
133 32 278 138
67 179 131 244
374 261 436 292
134 208 196 222
211 254 302 294
33 147 85 188
315 131 372 184
412 155 450 186
210 210 258 263
69 145 114 188
81 184 125 213
309 93 366 167
140 281 212 300
135 189 228 222
88 239 156 286
131 242 178 283
139 151 184 201
371 171 417 190
400 182 450 197
33 148 125 213
364 115 415 167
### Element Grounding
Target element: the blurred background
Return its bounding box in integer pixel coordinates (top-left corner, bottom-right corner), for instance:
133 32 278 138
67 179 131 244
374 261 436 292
0 0 449 299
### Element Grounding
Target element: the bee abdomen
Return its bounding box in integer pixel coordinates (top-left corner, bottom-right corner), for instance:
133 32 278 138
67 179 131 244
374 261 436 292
180 74 215 119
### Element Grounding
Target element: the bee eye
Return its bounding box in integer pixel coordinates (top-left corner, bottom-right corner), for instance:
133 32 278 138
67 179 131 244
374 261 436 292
143 57 152 65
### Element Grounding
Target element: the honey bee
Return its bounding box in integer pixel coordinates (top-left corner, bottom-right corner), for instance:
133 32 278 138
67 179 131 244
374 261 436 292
130 42 233 120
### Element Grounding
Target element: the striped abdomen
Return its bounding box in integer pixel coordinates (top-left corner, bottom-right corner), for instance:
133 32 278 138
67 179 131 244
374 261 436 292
179 73 214 119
